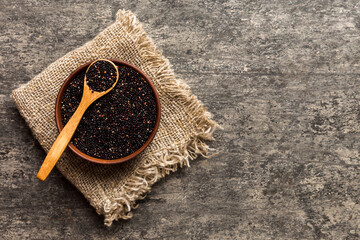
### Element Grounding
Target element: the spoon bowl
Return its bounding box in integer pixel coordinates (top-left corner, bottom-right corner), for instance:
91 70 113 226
82 59 119 102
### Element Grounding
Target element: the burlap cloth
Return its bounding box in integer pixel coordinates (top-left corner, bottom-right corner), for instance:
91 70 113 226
11 9 218 226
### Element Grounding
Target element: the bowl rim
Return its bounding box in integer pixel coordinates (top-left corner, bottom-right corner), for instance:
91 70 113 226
55 59 161 164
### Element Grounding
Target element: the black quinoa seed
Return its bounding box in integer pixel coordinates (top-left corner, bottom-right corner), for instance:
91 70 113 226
61 63 157 160
86 60 117 92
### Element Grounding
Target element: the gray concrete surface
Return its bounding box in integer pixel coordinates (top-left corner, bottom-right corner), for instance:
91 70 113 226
1 0 360 239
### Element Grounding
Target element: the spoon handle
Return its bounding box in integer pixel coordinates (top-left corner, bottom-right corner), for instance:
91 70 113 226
37 99 90 181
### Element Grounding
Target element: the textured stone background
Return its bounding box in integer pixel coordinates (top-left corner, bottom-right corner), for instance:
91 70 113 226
1 0 360 239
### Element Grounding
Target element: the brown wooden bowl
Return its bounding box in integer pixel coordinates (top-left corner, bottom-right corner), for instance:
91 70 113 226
55 59 161 164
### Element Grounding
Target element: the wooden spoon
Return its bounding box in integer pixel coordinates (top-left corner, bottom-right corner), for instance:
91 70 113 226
37 59 119 181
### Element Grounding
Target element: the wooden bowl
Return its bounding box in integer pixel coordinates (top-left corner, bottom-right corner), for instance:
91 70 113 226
55 59 161 164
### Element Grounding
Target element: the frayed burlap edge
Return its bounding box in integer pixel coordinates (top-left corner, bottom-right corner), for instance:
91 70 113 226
100 10 219 226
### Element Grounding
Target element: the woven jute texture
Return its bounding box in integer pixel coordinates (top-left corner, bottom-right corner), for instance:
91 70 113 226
11 9 218 226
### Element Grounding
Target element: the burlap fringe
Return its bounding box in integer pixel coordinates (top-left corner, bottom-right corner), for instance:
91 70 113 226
100 10 219 226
